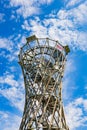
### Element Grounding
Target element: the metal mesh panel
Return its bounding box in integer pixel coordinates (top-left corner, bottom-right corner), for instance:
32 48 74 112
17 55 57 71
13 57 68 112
19 36 70 130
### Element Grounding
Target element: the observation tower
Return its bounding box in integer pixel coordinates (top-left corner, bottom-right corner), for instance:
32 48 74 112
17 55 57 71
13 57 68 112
19 35 70 130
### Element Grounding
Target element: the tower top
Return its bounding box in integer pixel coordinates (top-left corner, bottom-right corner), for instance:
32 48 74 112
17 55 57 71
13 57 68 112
22 35 70 55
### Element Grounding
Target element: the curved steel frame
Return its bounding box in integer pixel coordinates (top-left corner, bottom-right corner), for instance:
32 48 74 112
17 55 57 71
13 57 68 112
19 35 70 130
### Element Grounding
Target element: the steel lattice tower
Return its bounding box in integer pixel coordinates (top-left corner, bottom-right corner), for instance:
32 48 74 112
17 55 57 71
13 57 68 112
19 35 70 130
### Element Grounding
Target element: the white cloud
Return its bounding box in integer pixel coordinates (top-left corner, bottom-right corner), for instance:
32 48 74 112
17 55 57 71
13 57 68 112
66 1 87 25
10 0 53 7
75 98 87 111
0 111 21 130
39 0 53 4
58 1 87 25
65 97 87 130
66 0 85 8
10 0 31 7
0 73 25 111
0 74 18 87
16 5 40 18
10 0 40 18
64 58 76 76
0 37 13 51
0 87 24 111
21 1 87 52
0 13 5 22
74 1 87 24
0 36 21 61
63 57 76 100
10 0 53 18
0 111 8 119
22 20 30 30
22 18 85 51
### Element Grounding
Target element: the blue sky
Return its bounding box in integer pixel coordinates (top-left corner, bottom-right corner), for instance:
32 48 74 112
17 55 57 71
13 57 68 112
0 0 87 130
